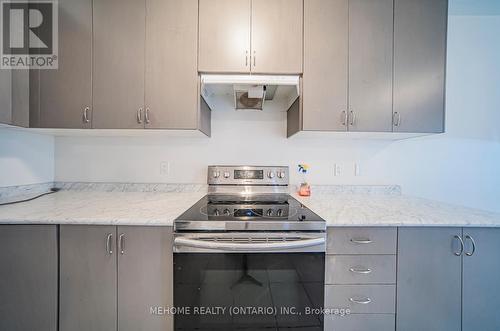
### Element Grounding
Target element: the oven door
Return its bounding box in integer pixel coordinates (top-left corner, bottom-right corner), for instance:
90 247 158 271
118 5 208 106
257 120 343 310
173 233 325 330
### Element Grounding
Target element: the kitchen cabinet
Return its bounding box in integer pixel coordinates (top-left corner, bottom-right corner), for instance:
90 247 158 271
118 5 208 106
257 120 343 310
250 0 303 74
117 226 174 331
145 0 199 129
198 0 302 74
348 0 393 132
36 0 92 129
60 225 117 331
325 227 396 330
0 69 11 125
198 0 251 73
60 225 174 331
0 70 30 127
462 228 500 331
393 0 447 133
0 225 58 331
92 0 146 129
397 227 462 331
302 0 348 132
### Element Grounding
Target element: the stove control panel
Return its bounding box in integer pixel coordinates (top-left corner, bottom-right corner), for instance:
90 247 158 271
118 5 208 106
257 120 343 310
208 166 289 186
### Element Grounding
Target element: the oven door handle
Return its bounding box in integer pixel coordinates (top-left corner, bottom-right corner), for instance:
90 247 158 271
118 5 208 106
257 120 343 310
174 237 325 252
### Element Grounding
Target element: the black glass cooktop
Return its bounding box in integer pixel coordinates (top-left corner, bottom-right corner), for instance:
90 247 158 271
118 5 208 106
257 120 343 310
176 194 325 223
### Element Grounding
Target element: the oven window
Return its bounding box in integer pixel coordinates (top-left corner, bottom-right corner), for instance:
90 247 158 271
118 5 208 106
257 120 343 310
174 253 324 330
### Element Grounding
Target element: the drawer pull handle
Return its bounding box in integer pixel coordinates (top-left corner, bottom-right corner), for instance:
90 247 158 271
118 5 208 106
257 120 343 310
350 238 372 244
349 267 372 274
349 297 372 305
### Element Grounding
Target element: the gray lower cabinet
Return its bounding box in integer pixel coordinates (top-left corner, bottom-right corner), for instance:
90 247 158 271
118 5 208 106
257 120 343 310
462 228 500 331
93 0 146 129
0 225 58 331
117 226 174 331
59 225 117 331
36 0 92 129
60 225 174 331
396 227 462 331
393 0 447 133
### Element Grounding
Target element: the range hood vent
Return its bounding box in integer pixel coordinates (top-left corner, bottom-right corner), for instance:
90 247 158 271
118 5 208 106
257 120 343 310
201 74 300 112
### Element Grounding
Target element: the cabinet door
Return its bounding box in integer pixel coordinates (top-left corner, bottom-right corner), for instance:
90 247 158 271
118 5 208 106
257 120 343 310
393 0 447 133
302 0 348 131
251 0 303 74
397 227 462 331
117 226 174 331
198 0 251 73
59 225 117 331
93 0 145 129
145 0 198 129
348 0 393 132
39 0 92 129
0 225 58 331
462 228 500 331
0 69 12 125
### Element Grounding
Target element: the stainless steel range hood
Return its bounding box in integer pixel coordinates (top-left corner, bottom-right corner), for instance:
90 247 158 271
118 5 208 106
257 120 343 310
200 74 300 111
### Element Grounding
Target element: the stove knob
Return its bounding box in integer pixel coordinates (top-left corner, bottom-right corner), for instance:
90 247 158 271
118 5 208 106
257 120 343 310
212 171 220 178
223 171 230 178
266 209 273 217
298 215 306 221
223 209 231 216
276 209 283 217
267 171 275 179
277 171 286 179
213 209 220 216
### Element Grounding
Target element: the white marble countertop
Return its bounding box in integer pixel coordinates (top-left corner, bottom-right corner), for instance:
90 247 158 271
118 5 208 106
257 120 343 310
292 192 500 227
0 185 499 227
0 191 206 226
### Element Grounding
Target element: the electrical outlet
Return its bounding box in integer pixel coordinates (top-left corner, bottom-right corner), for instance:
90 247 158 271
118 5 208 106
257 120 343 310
354 163 361 176
334 164 342 177
160 162 170 176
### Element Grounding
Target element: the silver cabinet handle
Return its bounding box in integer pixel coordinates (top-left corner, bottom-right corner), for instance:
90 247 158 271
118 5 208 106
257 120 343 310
83 106 90 123
349 110 356 126
350 238 372 244
453 235 464 256
253 51 256 67
145 107 150 124
137 108 143 124
119 233 125 255
245 50 249 67
106 233 113 255
349 297 372 305
464 235 476 256
393 112 401 127
341 110 348 126
349 267 372 274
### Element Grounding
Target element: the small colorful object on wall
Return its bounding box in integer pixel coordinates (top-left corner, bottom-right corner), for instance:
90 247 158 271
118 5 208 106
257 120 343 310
298 164 311 197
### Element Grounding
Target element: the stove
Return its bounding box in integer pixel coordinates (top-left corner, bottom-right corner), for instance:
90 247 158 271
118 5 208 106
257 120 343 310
174 166 326 233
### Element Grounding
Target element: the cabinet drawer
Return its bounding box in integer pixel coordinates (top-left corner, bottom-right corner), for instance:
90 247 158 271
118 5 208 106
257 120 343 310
326 255 396 284
327 227 397 254
325 285 395 314
325 313 395 331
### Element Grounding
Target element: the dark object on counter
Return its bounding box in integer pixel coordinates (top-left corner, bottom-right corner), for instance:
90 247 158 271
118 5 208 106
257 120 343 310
0 188 61 206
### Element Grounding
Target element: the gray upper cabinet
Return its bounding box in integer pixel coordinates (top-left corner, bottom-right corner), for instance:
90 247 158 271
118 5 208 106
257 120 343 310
462 228 500 331
393 0 447 133
38 0 92 129
117 226 174 331
302 0 348 131
0 225 58 331
145 0 199 129
348 0 393 132
1 70 30 127
0 69 11 125
92 0 145 129
251 0 303 74
198 0 251 73
59 225 117 331
397 227 462 331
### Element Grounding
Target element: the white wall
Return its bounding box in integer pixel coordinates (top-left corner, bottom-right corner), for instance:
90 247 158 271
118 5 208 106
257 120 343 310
0 128 55 186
